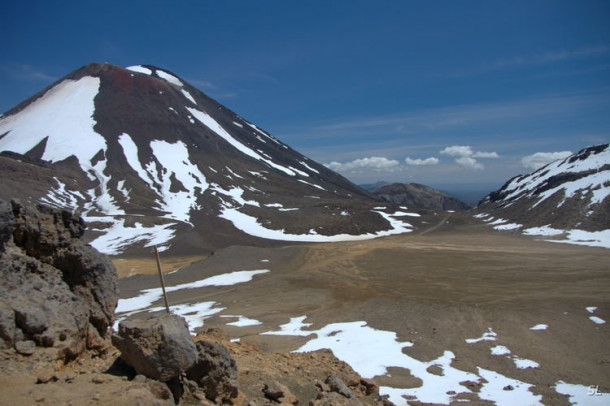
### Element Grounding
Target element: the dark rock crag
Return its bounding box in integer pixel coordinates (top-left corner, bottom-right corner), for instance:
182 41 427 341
0 199 118 361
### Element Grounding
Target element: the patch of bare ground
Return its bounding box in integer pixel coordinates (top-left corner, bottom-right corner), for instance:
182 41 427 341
112 254 208 278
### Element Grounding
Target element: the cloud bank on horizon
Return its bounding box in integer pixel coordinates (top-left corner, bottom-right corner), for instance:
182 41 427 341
324 145 576 182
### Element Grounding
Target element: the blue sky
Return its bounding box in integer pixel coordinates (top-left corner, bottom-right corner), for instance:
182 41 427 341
1 1 609 191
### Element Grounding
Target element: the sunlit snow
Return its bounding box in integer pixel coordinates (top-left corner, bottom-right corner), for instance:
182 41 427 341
126 65 153 75
187 107 296 176
465 327 497 343
85 217 175 256
555 381 610 405
118 133 208 223
262 316 546 405
181 89 196 104
0 76 106 171
156 70 183 86
221 315 263 327
218 207 412 242
114 270 269 333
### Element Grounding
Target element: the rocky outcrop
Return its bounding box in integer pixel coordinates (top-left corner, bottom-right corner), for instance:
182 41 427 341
112 314 198 382
186 340 239 403
0 199 118 361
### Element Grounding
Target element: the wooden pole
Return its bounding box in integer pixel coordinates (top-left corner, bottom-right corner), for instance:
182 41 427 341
154 245 171 314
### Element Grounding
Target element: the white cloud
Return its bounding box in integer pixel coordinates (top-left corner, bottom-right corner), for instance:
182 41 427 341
521 151 572 170
455 156 484 170
405 157 439 166
440 145 474 157
440 145 498 170
473 151 499 158
324 156 401 172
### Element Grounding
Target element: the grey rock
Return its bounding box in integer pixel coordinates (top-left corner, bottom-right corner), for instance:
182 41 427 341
15 339 36 355
0 199 118 360
0 307 16 348
186 340 239 403
0 199 13 252
112 313 198 382
325 374 356 399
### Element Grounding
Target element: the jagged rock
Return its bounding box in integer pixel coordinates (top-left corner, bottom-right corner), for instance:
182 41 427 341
0 199 13 251
112 313 198 382
325 373 356 399
359 379 378 396
186 340 239 403
0 199 118 360
263 381 298 404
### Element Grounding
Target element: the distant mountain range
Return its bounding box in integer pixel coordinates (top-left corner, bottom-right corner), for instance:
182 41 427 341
476 143 609 247
368 183 472 211
0 63 414 256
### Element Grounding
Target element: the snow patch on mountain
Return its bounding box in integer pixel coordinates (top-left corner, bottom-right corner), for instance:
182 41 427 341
0 76 105 166
148 139 208 222
85 216 176 256
156 70 183 87
501 145 610 205
126 65 153 75
118 133 208 223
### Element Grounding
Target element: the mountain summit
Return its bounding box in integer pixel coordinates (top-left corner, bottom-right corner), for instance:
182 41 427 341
0 63 413 255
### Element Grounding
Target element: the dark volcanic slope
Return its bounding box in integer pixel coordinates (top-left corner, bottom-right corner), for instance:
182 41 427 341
373 182 472 211
476 143 610 231
0 63 415 256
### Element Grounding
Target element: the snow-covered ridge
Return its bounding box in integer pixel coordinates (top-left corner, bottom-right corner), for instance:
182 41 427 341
491 143 610 207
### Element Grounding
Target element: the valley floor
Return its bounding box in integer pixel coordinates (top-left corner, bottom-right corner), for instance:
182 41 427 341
116 211 610 405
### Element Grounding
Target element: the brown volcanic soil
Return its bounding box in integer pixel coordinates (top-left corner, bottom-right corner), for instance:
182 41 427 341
3 212 607 405
116 211 609 405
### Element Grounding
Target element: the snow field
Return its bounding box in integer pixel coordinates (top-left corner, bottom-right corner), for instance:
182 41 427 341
476 214 610 249
264 316 549 405
114 269 269 332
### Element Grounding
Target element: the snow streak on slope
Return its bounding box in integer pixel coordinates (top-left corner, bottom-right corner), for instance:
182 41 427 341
118 133 208 222
148 139 208 222
187 107 297 176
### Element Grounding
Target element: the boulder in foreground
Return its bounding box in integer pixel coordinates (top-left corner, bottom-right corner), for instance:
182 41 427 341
112 313 198 382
